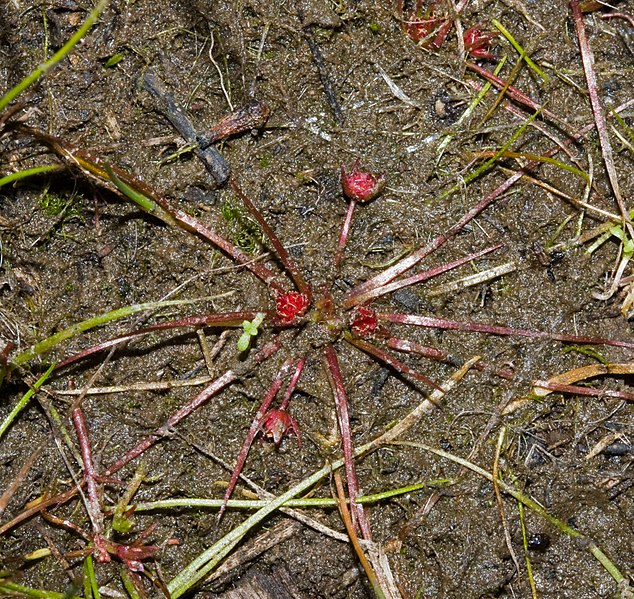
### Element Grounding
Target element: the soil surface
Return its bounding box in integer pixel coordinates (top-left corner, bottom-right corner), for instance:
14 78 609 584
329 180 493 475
1 1 633 598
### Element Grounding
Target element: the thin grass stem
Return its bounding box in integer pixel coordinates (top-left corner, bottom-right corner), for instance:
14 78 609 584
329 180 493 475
0 365 54 441
0 0 108 112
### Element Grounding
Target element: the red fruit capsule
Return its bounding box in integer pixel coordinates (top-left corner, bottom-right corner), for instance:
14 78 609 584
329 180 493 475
262 409 301 446
350 306 378 337
276 292 310 324
341 159 385 203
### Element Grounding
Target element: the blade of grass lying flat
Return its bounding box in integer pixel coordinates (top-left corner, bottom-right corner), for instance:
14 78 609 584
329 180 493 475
0 365 54 441
0 165 64 188
475 150 590 185
491 19 548 82
11 298 221 368
534 362 634 396
0 0 108 112
132 480 452 511
394 440 627 585
0 581 83 599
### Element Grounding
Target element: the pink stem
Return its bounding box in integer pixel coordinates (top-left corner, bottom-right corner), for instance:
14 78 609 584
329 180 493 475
231 179 310 294
533 380 634 401
279 355 307 410
55 311 268 370
350 243 503 305
324 345 371 539
218 357 296 522
344 173 522 307
387 337 515 379
334 200 357 269
379 313 634 350
346 333 444 392
600 12 634 28
102 338 282 478
570 0 633 238
465 62 571 132
72 406 110 563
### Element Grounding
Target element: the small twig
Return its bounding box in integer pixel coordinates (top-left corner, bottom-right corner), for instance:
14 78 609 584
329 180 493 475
492 427 521 577
0 446 42 516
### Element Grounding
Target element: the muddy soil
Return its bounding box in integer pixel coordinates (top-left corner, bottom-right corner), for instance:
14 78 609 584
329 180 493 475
1 0 633 597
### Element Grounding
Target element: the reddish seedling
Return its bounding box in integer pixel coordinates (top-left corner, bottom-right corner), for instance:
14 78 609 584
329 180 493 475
463 24 498 59
4 50 634 594
335 159 385 268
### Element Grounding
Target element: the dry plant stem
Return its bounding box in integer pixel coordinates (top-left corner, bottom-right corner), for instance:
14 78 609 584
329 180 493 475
533 362 634 396
492 427 521 576
533 381 634 401
387 337 515 379
334 199 357 268
54 377 214 396
379 313 634 350
570 0 633 239
0 446 42 516
333 472 387 599
324 345 371 539
72 406 110 563
345 334 443 392
230 179 309 294
218 357 296 522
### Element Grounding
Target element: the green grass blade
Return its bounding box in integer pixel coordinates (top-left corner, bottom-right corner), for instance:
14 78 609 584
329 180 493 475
0 581 82 599
491 19 548 83
104 163 160 215
133 479 452 512
83 555 100 599
0 0 109 112
0 165 64 188
440 105 543 200
0 364 54 442
12 298 213 367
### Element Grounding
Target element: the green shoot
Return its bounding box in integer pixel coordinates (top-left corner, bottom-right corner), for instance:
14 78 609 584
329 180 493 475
0 165 63 188
491 19 548 83
0 365 54 441
237 313 266 352
0 0 109 113
83 556 100 599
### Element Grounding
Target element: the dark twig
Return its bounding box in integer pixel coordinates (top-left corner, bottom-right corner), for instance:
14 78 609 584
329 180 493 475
143 71 230 187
